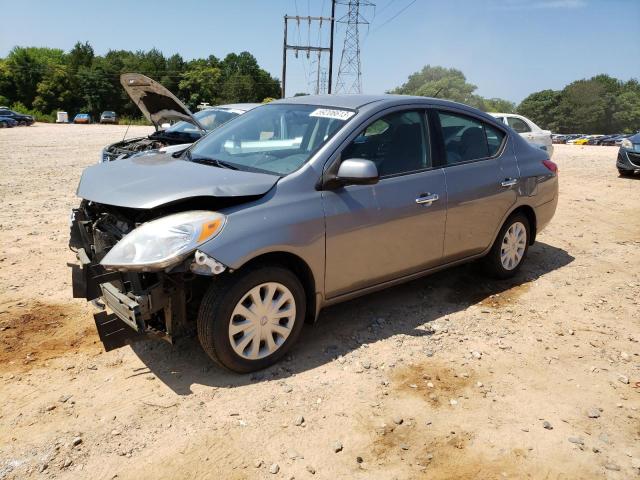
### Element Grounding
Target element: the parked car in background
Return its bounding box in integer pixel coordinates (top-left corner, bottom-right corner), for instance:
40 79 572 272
587 135 606 145
617 132 640 176
73 113 92 124
594 134 622 146
614 134 633 146
566 135 591 145
490 113 553 157
100 111 118 124
0 115 18 128
71 94 558 372
574 135 603 145
0 107 34 126
101 73 258 162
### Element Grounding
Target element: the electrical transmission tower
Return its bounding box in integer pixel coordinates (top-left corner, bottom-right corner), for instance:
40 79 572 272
335 0 374 94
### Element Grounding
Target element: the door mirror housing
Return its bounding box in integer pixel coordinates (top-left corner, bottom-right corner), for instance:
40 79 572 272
334 158 379 186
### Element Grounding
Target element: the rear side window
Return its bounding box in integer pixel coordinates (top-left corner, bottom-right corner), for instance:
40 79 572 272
436 111 505 165
507 117 531 133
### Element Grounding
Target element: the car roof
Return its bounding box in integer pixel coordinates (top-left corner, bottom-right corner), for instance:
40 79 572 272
214 103 261 112
270 94 477 111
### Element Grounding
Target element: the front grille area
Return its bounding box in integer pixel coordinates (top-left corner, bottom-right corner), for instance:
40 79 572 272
628 151 640 167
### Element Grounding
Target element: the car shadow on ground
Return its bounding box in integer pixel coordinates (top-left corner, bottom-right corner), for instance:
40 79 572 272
129 241 574 395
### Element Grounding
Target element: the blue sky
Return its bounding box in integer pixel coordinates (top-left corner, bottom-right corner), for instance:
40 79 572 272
1 0 638 103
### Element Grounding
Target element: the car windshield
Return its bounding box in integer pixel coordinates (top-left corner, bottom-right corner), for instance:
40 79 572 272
166 108 240 134
187 104 353 176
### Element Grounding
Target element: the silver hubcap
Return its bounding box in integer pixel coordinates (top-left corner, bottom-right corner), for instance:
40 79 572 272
500 221 527 270
228 282 296 360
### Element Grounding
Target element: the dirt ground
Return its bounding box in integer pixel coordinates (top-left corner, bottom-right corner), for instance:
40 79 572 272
0 123 638 480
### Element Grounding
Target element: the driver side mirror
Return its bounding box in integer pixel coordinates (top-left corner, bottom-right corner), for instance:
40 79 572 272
334 158 379 186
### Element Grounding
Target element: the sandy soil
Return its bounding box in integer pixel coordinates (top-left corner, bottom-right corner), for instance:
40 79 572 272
0 123 638 480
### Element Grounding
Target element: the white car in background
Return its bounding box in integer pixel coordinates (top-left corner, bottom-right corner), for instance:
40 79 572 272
490 113 554 158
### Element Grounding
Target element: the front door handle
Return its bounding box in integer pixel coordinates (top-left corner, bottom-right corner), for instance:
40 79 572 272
415 193 439 205
501 178 518 187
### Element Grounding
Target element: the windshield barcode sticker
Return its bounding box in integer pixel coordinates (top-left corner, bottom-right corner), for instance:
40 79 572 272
309 108 355 120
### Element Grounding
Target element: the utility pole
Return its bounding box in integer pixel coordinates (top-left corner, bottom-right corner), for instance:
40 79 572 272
281 15 333 98
335 0 374 94
328 0 336 93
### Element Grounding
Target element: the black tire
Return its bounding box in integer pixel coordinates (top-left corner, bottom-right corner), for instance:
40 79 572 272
197 265 306 373
481 213 530 279
618 168 632 177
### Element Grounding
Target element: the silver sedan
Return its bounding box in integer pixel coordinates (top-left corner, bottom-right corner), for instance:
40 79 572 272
71 94 558 372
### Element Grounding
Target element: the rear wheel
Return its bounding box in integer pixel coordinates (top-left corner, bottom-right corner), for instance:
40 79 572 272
197 266 306 373
618 168 633 177
482 213 530 279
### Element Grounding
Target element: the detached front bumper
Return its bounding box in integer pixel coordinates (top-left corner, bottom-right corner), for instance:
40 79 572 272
71 247 175 350
70 207 189 351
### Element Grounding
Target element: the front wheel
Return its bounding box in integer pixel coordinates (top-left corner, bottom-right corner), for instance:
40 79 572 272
197 266 306 373
482 213 530 279
618 168 633 177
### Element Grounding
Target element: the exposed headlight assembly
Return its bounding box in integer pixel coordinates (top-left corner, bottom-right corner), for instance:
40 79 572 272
621 138 633 149
100 211 225 271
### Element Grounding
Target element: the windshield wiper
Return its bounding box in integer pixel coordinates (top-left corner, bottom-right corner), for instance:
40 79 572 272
187 153 239 170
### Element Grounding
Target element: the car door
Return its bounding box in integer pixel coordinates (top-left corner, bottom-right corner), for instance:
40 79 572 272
323 109 447 298
432 109 519 261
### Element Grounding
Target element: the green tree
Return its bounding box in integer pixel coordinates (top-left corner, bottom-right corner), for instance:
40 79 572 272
391 65 477 103
517 89 562 130
32 64 74 113
178 64 223 109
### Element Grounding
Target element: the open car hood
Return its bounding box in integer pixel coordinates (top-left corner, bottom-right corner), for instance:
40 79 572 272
120 73 205 132
76 154 279 209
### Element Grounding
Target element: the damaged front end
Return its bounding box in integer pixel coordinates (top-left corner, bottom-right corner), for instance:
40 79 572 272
69 201 225 351
101 136 169 163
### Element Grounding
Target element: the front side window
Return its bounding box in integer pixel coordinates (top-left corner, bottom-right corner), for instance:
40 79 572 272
507 117 531 133
341 110 430 177
437 111 505 164
188 104 352 176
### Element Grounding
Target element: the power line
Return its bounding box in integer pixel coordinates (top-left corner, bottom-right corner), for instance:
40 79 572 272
371 0 416 32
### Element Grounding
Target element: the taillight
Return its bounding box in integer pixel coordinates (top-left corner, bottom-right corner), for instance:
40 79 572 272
543 159 558 174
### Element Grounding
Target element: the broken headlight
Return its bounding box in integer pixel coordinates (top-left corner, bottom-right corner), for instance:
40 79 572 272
100 211 225 271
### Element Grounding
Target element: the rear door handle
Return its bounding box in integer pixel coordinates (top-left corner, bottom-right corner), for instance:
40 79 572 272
415 193 439 205
501 178 518 187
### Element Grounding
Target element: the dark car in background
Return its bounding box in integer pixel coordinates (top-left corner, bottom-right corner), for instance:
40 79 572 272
73 113 92 124
0 115 19 128
101 73 258 162
100 111 118 124
617 132 640 176
0 107 34 126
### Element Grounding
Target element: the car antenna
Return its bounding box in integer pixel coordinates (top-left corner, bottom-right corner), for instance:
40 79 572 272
432 87 444 98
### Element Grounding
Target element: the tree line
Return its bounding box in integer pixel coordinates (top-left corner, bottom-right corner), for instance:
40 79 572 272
391 65 639 134
0 42 281 122
1 45 638 133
